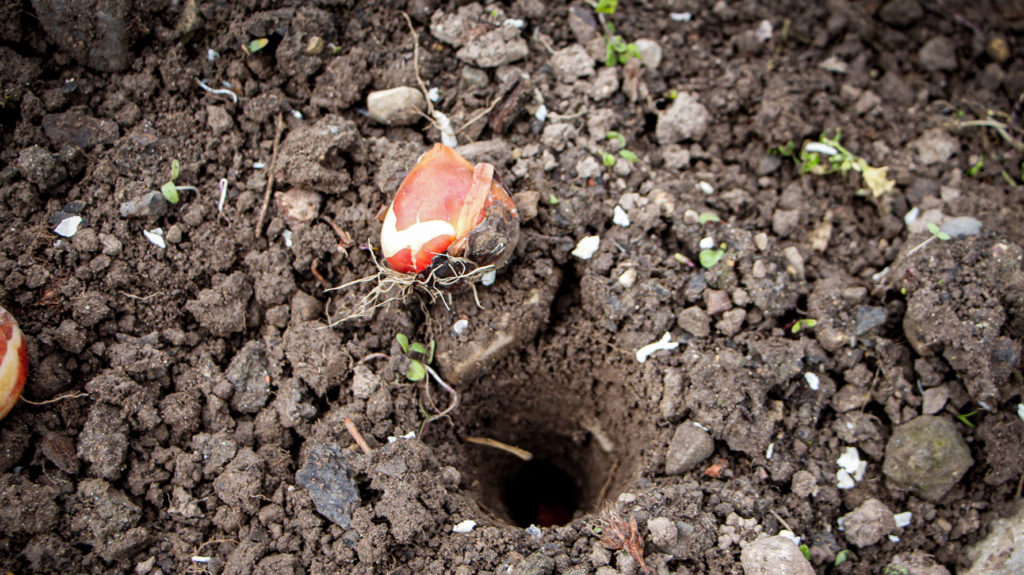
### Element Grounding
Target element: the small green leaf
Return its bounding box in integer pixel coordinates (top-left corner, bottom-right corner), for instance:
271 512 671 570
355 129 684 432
407 359 426 382
618 149 639 163
791 318 818 334
799 544 810 561
594 0 618 14
605 131 626 148
665 89 678 100
600 151 616 167
605 45 618 68
547 194 560 205
427 340 436 364
834 549 855 567
170 159 180 181
409 342 428 355
699 248 725 269
967 157 984 177
956 410 977 429
697 212 720 224
161 181 179 204
246 38 269 54
927 222 951 241
396 333 410 354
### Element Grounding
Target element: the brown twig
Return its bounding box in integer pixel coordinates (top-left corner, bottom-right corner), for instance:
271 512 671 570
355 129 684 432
344 417 372 454
463 436 533 460
401 12 434 116
20 391 90 406
596 458 620 504
255 112 286 238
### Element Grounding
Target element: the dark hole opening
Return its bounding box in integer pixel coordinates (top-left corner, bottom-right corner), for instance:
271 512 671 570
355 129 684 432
503 459 579 527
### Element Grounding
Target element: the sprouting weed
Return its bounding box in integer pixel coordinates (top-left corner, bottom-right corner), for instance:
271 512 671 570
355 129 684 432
597 511 650 575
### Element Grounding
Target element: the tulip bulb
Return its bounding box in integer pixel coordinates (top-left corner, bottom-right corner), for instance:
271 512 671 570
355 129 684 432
0 306 28 421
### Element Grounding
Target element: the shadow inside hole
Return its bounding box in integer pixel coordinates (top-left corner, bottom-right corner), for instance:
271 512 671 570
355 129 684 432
504 459 579 527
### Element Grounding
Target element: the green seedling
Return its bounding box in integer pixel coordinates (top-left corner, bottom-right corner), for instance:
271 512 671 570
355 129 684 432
605 131 627 148
160 159 197 204
967 157 984 177
790 318 818 334
907 222 951 256
589 0 640 67
697 211 720 224
600 151 617 167
833 549 856 567
699 244 726 268
956 409 978 429
244 38 269 54
618 149 639 163
599 131 641 167
799 544 810 561
882 566 910 575
547 194 560 205
778 131 896 198
396 333 435 382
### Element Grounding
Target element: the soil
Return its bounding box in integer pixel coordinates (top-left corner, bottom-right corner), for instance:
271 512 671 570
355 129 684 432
1 1 1023 574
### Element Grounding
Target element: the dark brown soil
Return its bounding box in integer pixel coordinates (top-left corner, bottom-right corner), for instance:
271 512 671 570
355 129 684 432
1 1 1023 574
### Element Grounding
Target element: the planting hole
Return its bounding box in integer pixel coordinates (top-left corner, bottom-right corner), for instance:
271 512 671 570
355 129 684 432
448 331 654 527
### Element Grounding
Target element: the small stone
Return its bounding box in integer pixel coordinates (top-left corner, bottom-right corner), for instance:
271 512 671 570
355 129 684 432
855 306 887 335
16 145 67 188
455 25 529 68
575 155 601 180
717 309 746 336
41 110 119 149
882 415 973 501
771 208 801 238
986 36 1010 64
540 123 577 152
782 246 805 280
912 128 959 165
916 389 948 419
751 259 768 279
634 38 662 68
740 535 815 575
753 232 769 251
704 289 732 315
665 422 715 475
296 444 360 528
366 87 427 126
878 0 924 27
655 91 710 144
275 189 322 226
918 36 958 72
940 216 982 238
886 551 952 575
588 67 619 101
840 498 896 547
791 470 817 498
550 44 594 83
119 191 168 219
648 517 678 550
206 105 234 134
962 503 1024 575
677 306 711 337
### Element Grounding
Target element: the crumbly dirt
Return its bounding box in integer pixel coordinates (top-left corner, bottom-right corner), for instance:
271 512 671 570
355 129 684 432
1 1 1023 574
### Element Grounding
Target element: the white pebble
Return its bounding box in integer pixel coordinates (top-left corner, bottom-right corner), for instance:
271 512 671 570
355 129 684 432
206 49 219 61
804 372 820 391
612 205 630 227
572 235 601 260
54 215 82 237
481 269 496 286
893 511 912 528
697 181 715 195
904 206 920 226
143 228 166 249
836 469 856 490
281 229 293 248
525 524 542 538
427 87 440 103
452 318 469 336
617 492 636 503
836 446 866 485
766 442 775 460
805 142 838 156
290 109 303 119
888 534 901 543
253 162 266 169
670 12 692 21
755 20 773 43
534 104 548 123
699 236 715 250
636 332 679 363
618 268 637 288
778 529 800 545
452 519 477 533
1017 403 1024 422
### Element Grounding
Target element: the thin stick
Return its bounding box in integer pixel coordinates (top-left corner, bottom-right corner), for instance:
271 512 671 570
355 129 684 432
456 93 504 134
344 417 372 454
118 290 164 301
401 12 434 116
255 112 285 238
1015 471 1024 500
596 458 621 504
463 436 533 461
770 509 794 532
20 391 90 406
